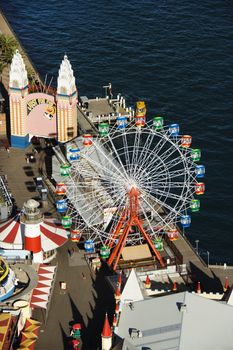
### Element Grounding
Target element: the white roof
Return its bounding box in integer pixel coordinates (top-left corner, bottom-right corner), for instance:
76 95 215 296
116 291 233 350
225 286 233 306
121 269 144 304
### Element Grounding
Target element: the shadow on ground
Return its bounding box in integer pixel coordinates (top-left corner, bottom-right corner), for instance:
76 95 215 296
63 262 115 350
82 263 115 350
189 261 223 293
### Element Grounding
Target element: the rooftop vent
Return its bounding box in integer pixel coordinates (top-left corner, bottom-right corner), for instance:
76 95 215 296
130 329 143 338
180 303 187 313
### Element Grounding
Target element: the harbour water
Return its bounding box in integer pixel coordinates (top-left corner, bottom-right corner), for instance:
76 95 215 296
1 0 233 263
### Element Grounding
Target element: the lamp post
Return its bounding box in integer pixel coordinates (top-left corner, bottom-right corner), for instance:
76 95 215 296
195 240 199 255
207 251 210 267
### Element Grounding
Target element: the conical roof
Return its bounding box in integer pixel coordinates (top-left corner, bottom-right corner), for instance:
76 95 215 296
121 268 144 304
102 313 112 338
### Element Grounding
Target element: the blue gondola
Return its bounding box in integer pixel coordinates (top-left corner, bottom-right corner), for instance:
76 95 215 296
195 165 205 178
84 239 95 253
169 123 179 137
68 147 80 162
180 215 191 228
56 199 67 213
116 115 127 129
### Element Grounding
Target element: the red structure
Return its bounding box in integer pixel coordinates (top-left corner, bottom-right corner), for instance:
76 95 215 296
196 281 201 294
117 271 122 287
145 275 151 289
224 276 229 292
115 286 121 301
107 187 165 270
115 302 119 314
172 281 177 292
112 314 117 327
102 313 112 338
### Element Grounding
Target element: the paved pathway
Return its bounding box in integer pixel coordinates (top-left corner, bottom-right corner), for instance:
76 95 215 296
34 242 115 350
0 145 41 210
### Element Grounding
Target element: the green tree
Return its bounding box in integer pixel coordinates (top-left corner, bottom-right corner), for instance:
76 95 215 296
0 33 18 66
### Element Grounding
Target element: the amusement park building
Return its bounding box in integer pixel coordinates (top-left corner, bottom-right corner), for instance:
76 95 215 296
9 50 77 148
110 287 233 350
100 269 233 350
0 199 68 264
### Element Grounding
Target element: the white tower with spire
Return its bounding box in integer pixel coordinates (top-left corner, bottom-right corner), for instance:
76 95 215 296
57 55 77 142
9 50 29 148
101 313 112 350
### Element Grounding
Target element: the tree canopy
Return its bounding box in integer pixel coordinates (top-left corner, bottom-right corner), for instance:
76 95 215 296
0 33 18 74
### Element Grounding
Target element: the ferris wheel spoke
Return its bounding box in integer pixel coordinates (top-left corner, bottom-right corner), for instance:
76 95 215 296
149 169 195 184
91 138 128 182
131 128 142 177
151 155 193 180
139 133 175 175
67 186 113 212
105 134 131 181
139 128 173 165
80 152 124 185
122 131 131 173
140 193 173 229
135 130 154 172
139 203 157 237
140 190 182 219
156 141 182 165
151 187 193 203
144 129 186 173
149 181 193 188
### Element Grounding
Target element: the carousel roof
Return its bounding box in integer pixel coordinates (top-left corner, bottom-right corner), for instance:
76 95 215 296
0 214 68 252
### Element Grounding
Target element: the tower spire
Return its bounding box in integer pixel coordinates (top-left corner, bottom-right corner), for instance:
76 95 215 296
57 54 78 142
101 313 112 350
9 50 29 148
9 49 28 90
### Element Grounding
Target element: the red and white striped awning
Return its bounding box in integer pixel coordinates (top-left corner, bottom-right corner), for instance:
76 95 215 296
30 264 56 309
0 214 68 252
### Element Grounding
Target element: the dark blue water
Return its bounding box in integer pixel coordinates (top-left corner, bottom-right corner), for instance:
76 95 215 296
1 0 233 263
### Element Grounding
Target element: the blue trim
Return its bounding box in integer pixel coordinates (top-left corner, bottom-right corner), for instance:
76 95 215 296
57 90 76 98
0 285 15 301
9 85 28 91
11 135 30 149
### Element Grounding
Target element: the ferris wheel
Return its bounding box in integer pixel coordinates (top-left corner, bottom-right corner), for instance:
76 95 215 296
54 113 205 264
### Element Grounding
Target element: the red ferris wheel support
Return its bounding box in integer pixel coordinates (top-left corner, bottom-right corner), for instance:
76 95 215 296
107 187 165 270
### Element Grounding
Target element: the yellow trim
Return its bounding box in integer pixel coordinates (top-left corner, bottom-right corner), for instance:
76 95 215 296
0 258 9 282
